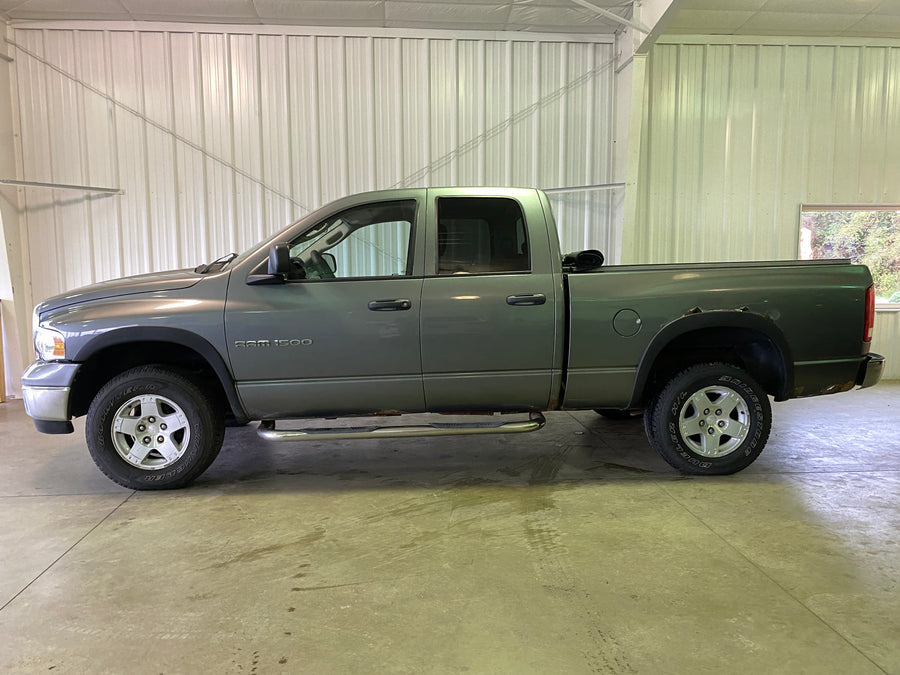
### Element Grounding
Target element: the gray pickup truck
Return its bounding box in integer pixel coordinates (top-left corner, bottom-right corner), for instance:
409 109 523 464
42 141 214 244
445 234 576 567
23 187 884 489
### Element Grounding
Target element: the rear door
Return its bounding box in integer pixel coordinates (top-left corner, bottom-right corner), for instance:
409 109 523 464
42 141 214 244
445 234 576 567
419 190 560 411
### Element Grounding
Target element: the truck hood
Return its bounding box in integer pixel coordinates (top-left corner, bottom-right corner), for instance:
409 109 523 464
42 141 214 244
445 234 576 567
37 269 203 314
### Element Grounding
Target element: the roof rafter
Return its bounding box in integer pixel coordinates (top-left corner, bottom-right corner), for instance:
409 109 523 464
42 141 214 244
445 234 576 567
569 0 651 34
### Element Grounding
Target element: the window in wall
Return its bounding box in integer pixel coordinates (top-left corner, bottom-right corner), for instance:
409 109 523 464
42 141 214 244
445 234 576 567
436 197 529 275
289 200 415 279
800 206 900 304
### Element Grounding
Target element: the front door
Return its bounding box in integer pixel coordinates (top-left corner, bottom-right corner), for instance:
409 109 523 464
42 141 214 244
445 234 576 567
225 197 426 419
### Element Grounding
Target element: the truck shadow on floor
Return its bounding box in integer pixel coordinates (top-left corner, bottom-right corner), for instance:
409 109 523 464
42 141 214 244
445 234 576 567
194 413 682 491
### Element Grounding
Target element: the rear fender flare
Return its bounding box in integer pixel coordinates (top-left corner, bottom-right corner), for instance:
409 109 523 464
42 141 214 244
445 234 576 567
629 311 793 407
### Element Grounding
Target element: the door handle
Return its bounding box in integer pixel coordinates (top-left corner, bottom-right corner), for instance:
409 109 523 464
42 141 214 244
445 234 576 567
506 293 546 306
368 299 412 311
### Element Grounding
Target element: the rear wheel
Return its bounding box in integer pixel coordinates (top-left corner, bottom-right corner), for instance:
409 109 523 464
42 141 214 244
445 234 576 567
86 366 225 490
644 363 771 475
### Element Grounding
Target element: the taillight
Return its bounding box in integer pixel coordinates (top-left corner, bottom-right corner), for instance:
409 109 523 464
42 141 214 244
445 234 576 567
864 285 875 344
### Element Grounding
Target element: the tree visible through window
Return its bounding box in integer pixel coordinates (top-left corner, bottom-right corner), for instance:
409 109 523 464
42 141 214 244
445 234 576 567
800 207 900 304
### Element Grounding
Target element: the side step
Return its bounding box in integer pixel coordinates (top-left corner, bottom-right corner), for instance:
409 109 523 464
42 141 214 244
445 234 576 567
257 412 546 442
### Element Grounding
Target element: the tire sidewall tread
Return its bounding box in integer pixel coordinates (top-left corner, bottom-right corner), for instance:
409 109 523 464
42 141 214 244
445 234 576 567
645 362 771 475
86 365 224 490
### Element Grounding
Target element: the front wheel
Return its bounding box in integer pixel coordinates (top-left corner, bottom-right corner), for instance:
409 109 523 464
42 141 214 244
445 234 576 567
86 366 225 490
644 363 771 475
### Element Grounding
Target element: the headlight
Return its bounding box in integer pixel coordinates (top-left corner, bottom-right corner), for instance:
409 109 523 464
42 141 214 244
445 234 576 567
34 326 66 360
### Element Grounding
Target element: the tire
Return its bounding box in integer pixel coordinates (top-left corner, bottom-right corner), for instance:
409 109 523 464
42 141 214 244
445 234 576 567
86 365 225 490
644 363 771 475
594 408 640 420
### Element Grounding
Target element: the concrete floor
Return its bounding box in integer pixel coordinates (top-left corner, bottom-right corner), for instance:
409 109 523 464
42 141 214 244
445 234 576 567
1 384 899 674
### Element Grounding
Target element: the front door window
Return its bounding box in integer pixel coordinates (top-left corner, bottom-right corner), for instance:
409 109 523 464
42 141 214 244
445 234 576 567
287 200 416 280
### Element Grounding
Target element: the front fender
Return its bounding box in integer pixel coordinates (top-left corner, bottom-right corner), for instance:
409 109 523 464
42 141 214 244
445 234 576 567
72 326 246 420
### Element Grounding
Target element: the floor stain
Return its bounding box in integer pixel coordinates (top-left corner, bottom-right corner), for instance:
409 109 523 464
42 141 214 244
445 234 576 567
204 529 326 570
527 446 572 484
290 581 368 592
522 496 635 673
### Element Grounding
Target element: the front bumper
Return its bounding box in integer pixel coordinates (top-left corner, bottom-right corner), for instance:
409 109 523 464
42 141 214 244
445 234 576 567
856 353 884 389
22 361 81 433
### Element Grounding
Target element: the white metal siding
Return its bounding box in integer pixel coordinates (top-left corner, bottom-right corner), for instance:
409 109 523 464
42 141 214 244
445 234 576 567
10 25 616 309
633 41 900 263
873 310 900 380
633 39 900 378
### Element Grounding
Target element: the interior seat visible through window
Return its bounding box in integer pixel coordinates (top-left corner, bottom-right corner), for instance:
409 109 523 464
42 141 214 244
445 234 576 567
436 197 530 275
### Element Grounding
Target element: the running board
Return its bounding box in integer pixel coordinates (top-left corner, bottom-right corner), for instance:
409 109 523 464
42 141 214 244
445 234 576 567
257 412 546 442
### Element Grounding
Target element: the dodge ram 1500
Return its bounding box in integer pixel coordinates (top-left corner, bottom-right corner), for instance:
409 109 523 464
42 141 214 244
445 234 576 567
23 187 884 489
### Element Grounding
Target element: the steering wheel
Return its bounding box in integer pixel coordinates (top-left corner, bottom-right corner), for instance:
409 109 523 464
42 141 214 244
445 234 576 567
309 249 335 279
288 257 306 280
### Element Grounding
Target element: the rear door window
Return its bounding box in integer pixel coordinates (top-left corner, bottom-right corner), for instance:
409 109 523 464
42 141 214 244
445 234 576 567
436 197 529 275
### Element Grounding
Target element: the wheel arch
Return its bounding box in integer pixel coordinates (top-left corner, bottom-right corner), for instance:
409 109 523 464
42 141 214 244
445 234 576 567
629 311 793 408
68 327 246 422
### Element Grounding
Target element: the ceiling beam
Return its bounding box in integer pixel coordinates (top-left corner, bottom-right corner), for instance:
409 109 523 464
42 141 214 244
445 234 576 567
634 0 682 54
570 0 651 34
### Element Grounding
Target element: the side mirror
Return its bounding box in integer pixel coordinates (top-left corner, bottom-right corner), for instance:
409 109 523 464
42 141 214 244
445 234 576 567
268 243 290 275
247 243 291 285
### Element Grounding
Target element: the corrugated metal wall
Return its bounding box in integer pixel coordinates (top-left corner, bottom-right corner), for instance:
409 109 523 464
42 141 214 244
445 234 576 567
872 309 900 379
632 38 900 378
633 40 900 263
10 25 616 309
